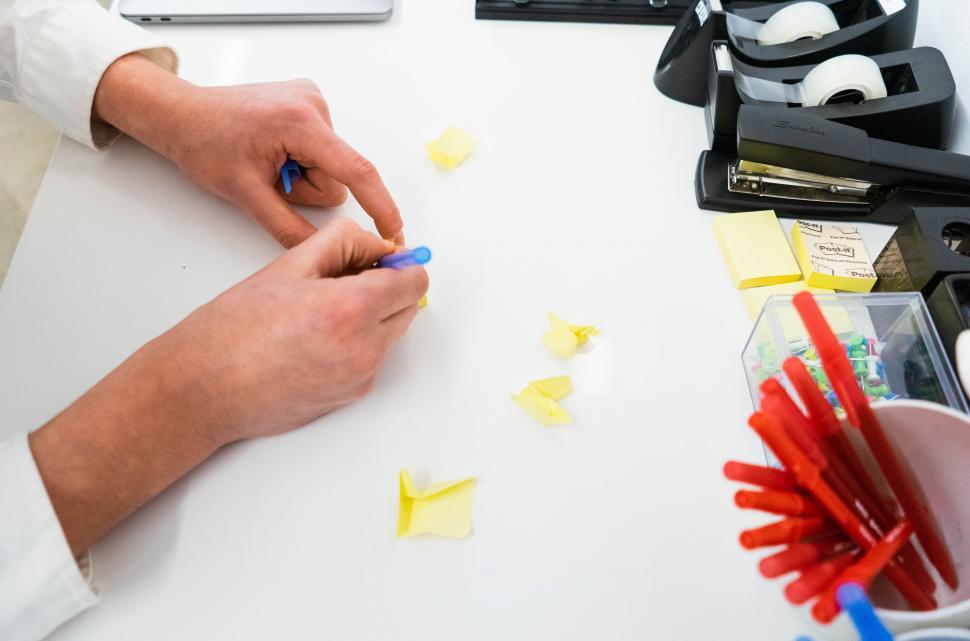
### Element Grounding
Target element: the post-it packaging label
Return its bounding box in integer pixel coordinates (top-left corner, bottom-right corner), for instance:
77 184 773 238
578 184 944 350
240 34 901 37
791 221 877 292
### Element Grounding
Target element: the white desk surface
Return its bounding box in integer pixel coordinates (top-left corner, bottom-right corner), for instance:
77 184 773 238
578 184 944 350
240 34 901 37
2 2 969 640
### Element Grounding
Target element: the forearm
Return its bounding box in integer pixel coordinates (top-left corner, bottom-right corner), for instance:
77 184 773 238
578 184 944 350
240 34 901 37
92 52 196 160
28 332 227 556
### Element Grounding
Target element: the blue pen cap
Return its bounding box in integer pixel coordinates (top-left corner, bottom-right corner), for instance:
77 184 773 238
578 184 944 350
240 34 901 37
377 246 432 269
836 582 894 641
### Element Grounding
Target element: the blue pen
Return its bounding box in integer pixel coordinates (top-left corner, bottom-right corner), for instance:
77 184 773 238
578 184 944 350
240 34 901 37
836 582 894 641
377 246 432 269
280 158 301 194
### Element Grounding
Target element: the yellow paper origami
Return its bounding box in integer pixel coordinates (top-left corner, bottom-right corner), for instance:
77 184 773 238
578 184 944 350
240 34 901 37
417 294 428 309
511 375 573 426
425 126 476 169
396 468 476 539
542 312 598 358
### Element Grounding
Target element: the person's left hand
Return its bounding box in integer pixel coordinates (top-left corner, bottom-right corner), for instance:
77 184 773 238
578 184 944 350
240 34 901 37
94 53 405 248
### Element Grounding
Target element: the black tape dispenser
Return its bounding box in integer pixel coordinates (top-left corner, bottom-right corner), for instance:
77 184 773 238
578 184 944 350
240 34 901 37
655 0 920 106
695 106 970 223
706 45 956 151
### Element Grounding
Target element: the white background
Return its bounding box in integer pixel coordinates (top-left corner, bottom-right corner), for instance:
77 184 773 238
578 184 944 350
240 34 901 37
1 1 969 639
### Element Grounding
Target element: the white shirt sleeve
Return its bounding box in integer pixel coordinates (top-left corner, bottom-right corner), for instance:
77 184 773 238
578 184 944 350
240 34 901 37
0 432 99 641
0 0 178 149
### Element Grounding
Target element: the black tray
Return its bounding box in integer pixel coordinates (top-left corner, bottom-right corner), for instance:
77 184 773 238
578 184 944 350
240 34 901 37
475 0 693 25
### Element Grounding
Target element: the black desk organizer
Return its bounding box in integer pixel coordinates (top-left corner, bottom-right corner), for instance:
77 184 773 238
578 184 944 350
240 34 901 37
475 0 693 25
705 45 956 152
873 208 970 297
655 0 920 106
927 275 970 369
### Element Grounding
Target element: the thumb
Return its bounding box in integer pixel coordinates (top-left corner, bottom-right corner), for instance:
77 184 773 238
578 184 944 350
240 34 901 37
237 181 318 249
290 218 395 278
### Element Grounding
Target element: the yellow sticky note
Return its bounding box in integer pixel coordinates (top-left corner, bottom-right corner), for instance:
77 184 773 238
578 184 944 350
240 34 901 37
512 375 573 426
417 295 428 309
791 221 878 293
714 210 801 289
425 127 476 169
742 281 854 337
542 312 599 358
397 468 476 539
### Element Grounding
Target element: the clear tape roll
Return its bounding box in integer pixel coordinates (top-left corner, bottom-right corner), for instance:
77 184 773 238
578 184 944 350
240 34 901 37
724 1 840 46
734 54 889 107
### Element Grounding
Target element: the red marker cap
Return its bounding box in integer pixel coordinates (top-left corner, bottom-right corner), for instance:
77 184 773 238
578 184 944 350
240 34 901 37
784 551 857 605
723 461 797 492
735 490 824 517
740 517 832 550
759 536 854 579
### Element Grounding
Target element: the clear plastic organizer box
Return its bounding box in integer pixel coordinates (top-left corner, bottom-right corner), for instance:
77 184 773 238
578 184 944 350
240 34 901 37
743 293 969 414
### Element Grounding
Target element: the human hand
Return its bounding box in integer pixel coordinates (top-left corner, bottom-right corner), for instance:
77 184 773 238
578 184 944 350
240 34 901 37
156 217 427 442
30 218 427 554
94 53 404 248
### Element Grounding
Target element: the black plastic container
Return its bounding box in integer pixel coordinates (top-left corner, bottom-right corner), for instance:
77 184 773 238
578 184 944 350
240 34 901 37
873 208 970 297
927 274 970 367
655 0 920 106
705 45 956 151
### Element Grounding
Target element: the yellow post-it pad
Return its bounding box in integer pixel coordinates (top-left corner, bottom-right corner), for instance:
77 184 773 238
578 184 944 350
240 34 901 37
425 127 476 169
714 210 801 289
397 468 476 539
511 375 572 426
741 281 857 339
790 221 877 292
543 312 598 358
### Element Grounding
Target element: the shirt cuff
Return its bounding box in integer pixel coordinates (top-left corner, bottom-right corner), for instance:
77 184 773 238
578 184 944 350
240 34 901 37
15 3 178 150
0 431 99 641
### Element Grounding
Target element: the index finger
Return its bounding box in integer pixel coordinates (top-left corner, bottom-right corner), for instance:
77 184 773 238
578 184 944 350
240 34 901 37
292 128 404 244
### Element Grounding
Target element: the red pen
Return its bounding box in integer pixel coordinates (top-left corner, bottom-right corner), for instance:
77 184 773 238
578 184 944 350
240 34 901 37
768 368 937 594
748 412 935 611
793 291 958 590
724 461 798 492
735 490 824 517
740 516 833 550
785 551 857 605
759 536 855 579
811 520 915 623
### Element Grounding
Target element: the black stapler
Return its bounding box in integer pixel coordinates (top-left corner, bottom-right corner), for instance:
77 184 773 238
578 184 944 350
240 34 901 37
705 45 956 151
655 0 919 106
695 106 970 224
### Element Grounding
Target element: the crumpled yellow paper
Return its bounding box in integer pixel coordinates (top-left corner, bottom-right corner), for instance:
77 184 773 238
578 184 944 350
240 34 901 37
396 468 476 539
425 126 476 169
511 375 573 426
417 295 428 309
543 312 598 358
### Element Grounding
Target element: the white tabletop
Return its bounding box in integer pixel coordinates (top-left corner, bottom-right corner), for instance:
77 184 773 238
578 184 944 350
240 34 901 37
2 2 969 640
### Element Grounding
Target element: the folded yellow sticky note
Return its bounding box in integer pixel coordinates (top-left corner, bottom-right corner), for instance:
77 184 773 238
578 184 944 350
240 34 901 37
417 294 428 309
543 312 598 358
791 221 877 292
425 126 476 169
741 281 857 339
714 210 801 289
511 375 572 426
397 468 476 539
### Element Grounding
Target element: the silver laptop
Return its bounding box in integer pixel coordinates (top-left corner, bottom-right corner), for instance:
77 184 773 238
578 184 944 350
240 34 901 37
119 0 393 23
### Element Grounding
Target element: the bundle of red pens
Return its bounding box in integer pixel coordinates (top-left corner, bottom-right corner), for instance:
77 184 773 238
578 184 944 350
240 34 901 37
724 292 958 624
